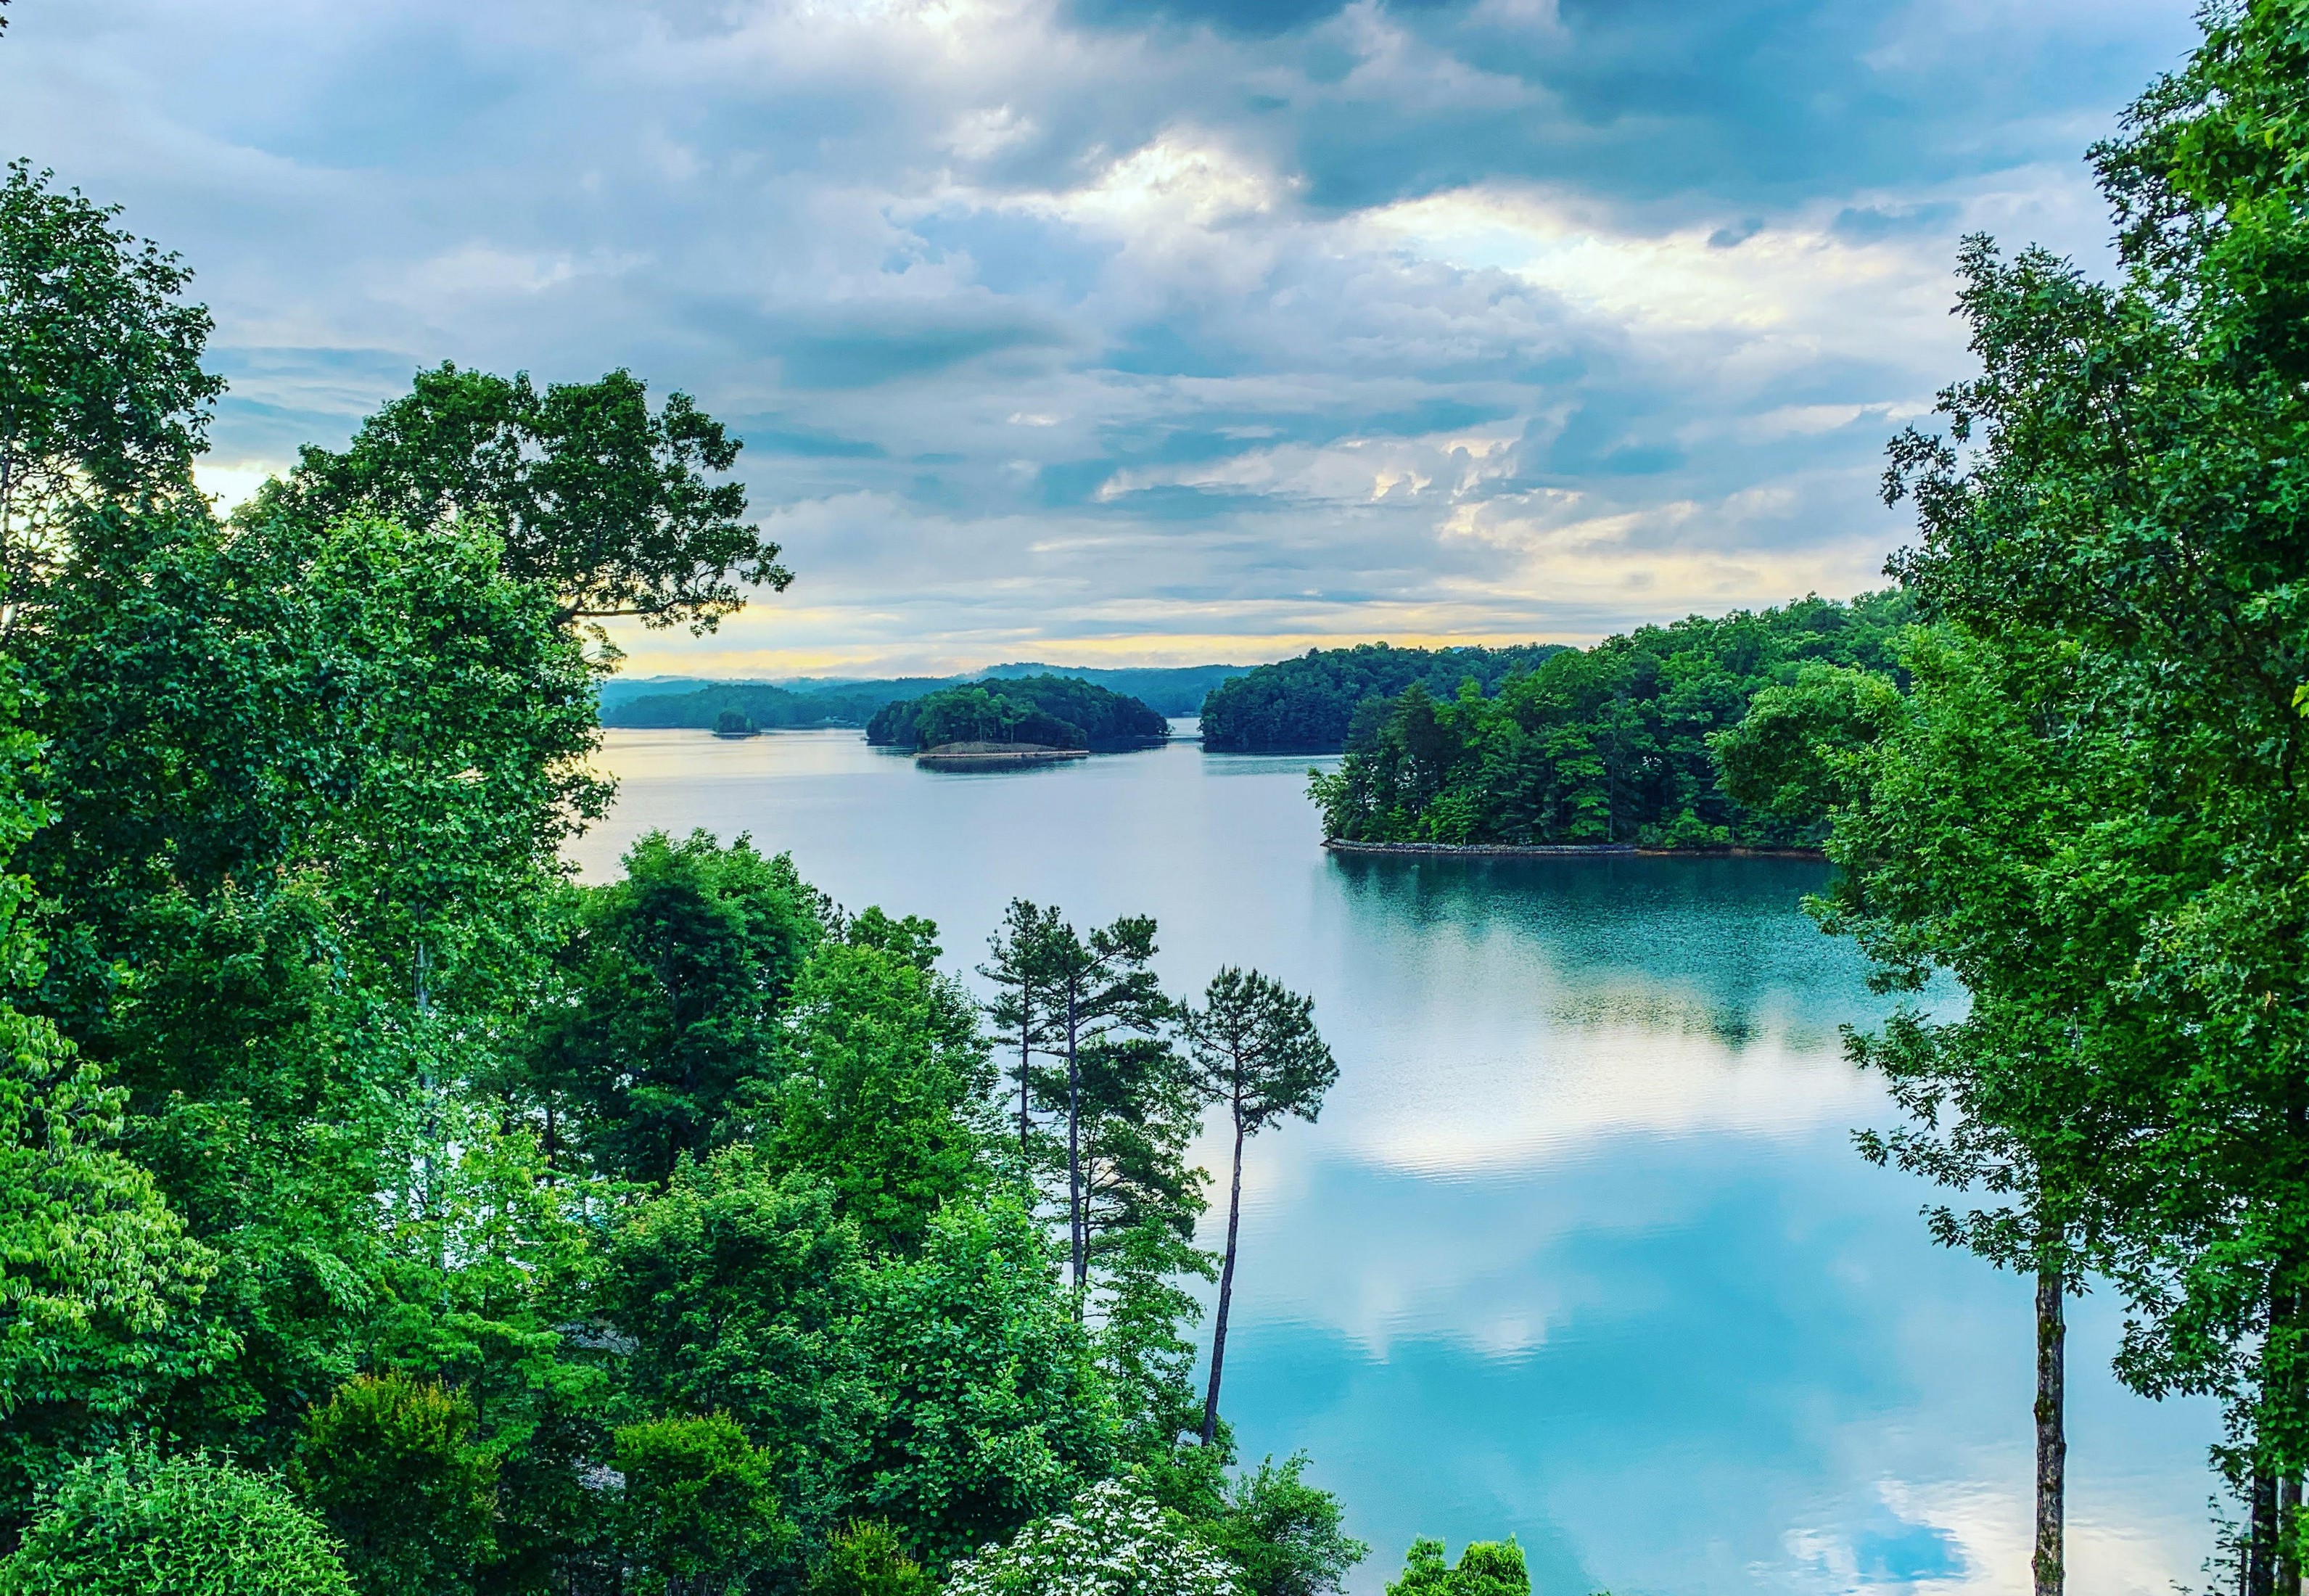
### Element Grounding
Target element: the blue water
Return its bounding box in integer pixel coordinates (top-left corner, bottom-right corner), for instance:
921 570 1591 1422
570 725 2220 1595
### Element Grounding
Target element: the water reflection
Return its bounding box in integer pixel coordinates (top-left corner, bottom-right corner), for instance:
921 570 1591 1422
576 729 2218 1595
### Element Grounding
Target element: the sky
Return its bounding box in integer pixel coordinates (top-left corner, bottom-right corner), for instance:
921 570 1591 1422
1 0 2203 678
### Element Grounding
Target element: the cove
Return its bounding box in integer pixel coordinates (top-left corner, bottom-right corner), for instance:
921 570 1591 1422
572 725 2220 1595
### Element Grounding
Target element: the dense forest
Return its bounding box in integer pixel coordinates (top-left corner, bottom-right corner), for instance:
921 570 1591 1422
1196 643 1565 753
0 154 1549 1596
608 665 1244 733
1306 594 1908 849
866 676 1170 753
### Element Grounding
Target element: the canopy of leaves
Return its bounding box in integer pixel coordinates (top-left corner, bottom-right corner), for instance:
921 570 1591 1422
0 160 221 595
0 1448 353 1596
258 362 788 632
866 677 1169 752
1197 644 1565 754
1309 593 1910 847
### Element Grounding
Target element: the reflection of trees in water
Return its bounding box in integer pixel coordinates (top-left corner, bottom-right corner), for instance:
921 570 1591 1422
1324 852 1893 1054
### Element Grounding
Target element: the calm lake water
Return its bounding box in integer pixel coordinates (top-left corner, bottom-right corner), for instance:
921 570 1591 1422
571 725 2220 1596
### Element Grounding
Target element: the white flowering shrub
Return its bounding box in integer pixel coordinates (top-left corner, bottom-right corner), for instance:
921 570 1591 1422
942 1478 1241 1596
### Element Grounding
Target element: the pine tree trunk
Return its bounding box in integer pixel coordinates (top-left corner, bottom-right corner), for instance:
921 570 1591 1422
1066 984 1083 1298
1018 978 1033 1156
2034 1264 2065 1596
1201 1108 1247 1446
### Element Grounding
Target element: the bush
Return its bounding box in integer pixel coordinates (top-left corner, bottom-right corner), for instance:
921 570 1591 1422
943 1477 1240 1596
614 1412 787 1596
0 1447 352 1596
1199 1455 1366 1596
290 1373 497 1596
810 1518 934 1596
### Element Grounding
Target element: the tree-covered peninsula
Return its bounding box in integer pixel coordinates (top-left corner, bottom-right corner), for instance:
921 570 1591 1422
1197 643 1564 753
868 675 1170 753
1307 593 1909 849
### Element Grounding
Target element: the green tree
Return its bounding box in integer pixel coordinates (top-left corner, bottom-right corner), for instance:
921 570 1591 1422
0 1447 352 1596
760 930 995 1255
1198 1455 1366 1596
615 1413 788 1596
810 1519 934 1596
846 1196 1117 1565
259 363 789 633
981 899 1063 1157
1182 970 1336 1446
532 831 823 1185
291 1373 499 1596
1383 1537 1526 1596
0 160 221 601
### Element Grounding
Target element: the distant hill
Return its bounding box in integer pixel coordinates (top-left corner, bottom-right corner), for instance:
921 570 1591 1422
1198 643 1571 753
866 676 1169 752
602 661 1249 731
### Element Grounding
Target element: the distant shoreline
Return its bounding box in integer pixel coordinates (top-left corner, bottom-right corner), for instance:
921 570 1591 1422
1321 839 1828 860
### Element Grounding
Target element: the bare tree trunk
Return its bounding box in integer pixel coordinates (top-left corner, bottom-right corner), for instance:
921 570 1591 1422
2253 1463 2280 1596
1201 1106 1246 1446
2034 1264 2065 1596
2279 1474 2300 1596
1018 976 1034 1156
1066 983 1083 1299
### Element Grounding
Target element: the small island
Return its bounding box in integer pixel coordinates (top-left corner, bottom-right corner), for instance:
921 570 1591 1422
915 741 1092 771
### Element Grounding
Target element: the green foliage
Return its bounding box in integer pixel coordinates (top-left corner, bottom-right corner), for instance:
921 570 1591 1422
1309 593 1911 847
1383 1537 1527 1596
759 934 994 1255
0 160 221 593
258 362 789 633
531 831 823 1185
0 1447 353 1596
712 707 752 736
1198 643 1565 754
291 1373 498 1596
942 1477 1240 1596
847 1196 1117 1565
614 1412 788 1595
810 1519 935 1596
1197 1455 1366 1596
866 676 1168 752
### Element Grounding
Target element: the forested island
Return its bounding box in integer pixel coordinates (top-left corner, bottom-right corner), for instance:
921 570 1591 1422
1196 643 1565 753
1306 594 1907 850
867 676 1171 753
609 664 1241 735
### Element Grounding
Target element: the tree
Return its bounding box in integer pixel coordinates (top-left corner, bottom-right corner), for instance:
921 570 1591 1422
531 831 823 1185
1197 1455 1366 1596
941 1478 1240 1596
1382 1538 1526 1596
845 1197 1117 1566
0 1448 353 1596
614 1413 789 1596
760 931 995 1255
981 900 1063 1159
0 161 221 605
1183 970 1336 1447
259 363 788 633
291 1373 499 1596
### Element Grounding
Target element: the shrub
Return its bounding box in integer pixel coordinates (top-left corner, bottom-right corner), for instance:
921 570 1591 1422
614 1412 787 1595
291 1373 497 1596
0 1447 352 1596
943 1477 1240 1596
1383 1537 1528 1596
809 1518 934 1596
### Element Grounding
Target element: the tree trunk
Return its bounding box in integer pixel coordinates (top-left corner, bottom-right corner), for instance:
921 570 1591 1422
2279 1474 2300 1596
2034 1264 2065 1596
1066 983 1083 1299
1018 978 1034 1156
2251 1459 2279 1596
1201 1107 1247 1446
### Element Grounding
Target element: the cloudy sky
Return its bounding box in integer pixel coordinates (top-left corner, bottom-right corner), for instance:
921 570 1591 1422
3 0 2199 677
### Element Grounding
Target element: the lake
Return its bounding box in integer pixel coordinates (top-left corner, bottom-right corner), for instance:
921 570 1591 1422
570 725 2220 1596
